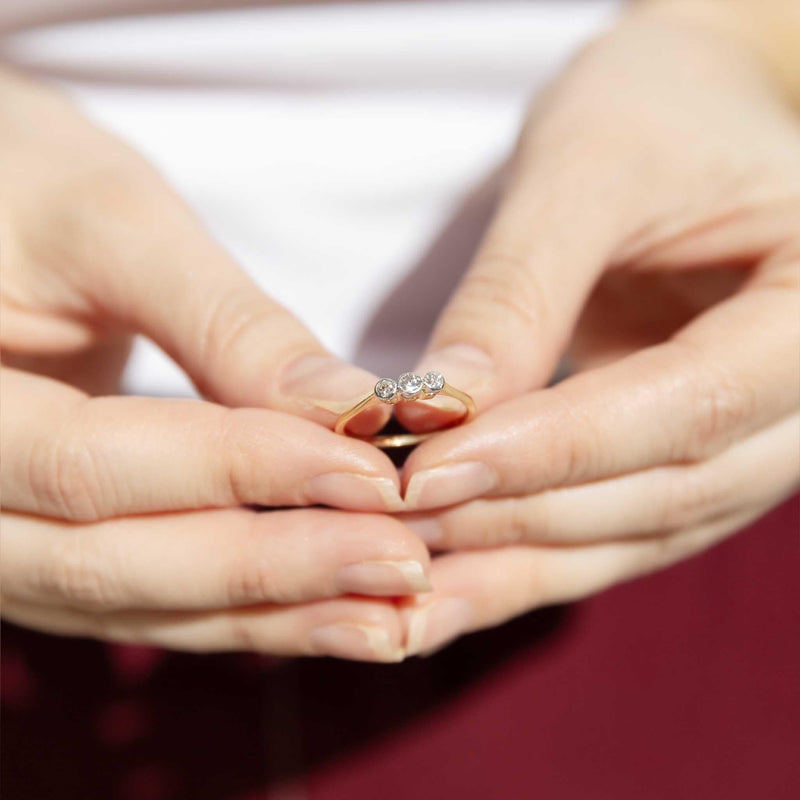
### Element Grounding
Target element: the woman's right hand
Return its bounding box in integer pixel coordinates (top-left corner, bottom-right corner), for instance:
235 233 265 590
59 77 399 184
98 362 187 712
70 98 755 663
0 69 427 662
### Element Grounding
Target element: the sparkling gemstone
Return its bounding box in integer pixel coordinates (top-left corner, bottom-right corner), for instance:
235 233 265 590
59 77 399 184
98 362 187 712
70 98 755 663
374 378 398 401
423 370 445 393
397 372 424 399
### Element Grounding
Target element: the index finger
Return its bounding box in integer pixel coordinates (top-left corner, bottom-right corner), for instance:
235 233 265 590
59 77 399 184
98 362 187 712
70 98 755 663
402 259 800 510
1 367 404 521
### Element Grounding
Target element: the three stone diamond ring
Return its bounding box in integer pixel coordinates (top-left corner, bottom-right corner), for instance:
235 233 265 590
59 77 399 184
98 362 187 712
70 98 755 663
334 370 476 449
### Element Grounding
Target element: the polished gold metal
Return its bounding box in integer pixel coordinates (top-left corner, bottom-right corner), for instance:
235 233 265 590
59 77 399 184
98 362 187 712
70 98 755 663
335 382 476 449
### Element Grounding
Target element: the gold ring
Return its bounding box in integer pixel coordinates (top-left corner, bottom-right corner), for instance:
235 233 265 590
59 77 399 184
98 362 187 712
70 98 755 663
334 370 476 449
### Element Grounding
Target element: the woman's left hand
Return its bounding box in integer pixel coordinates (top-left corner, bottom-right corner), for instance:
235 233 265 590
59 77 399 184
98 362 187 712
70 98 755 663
394 4 800 655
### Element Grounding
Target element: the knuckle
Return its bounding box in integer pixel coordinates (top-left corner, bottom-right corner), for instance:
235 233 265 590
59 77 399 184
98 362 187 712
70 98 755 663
215 409 288 507
684 356 756 459
559 433 590 487
39 537 112 609
228 614 265 652
460 254 550 337
29 421 106 522
225 516 282 605
659 467 722 529
200 290 255 368
501 498 538 544
216 409 257 506
546 387 599 487
198 289 293 390
227 561 280 606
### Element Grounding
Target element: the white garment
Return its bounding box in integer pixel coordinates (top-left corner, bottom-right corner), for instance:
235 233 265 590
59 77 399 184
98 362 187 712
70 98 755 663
3 1 620 395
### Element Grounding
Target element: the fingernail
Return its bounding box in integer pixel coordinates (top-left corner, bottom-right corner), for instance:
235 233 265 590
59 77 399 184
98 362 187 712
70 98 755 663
308 624 404 662
403 517 444 546
335 560 431 595
405 598 475 656
405 461 496 510
281 355 378 415
304 472 404 512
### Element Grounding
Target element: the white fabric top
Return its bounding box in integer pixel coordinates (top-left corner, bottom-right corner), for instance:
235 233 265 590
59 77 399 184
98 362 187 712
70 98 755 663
2 1 620 395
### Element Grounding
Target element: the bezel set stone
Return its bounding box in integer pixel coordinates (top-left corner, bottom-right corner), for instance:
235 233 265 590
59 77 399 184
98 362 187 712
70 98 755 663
374 378 398 400
398 372 424 399
423 370 445 392
374 370 445 403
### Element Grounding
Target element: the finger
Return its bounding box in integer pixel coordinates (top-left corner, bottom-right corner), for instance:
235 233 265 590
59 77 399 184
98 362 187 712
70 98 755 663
2 83 386 432
100 181 389 432
613 197 800 271
403 269 800 510
396 128 636 432
404 414 800 548
401 506 767 656
1 367 404 521
0 507 431 612
1 596 405 663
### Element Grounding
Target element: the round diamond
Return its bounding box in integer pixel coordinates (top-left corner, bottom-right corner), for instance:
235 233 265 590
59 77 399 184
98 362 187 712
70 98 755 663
423 370 445 393
397 372 423 399
374 378 398 401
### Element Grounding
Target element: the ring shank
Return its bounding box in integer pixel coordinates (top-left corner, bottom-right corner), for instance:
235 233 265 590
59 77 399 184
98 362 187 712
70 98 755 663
334 383 476 448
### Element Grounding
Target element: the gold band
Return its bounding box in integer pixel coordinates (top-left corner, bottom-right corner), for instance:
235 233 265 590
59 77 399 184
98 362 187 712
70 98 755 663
335 382 476 449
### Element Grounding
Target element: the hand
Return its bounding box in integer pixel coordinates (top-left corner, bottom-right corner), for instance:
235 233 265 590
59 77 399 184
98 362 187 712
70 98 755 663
396 5 800 655
0 69 428 662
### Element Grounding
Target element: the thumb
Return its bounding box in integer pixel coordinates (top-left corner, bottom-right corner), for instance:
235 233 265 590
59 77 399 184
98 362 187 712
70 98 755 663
397 134 633 432
82 175 387 434
2 71 385 432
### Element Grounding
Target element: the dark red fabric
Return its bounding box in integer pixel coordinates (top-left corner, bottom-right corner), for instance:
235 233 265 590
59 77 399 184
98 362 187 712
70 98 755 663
3 497 798 800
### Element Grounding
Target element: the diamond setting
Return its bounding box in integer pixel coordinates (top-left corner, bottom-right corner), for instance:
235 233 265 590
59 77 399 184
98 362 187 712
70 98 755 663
397 372 424 399
422 370 445 394
373 370 447 404
374 378 398 402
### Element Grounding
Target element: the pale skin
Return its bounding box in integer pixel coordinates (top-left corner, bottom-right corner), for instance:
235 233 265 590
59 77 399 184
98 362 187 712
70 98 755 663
0 68 424 662
1 0 798 659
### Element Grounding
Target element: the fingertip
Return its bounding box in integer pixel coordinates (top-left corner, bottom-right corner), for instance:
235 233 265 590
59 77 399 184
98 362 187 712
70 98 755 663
302 598 407 662
403 461 497 511
304 472 404 513
401 514 445 547
394 398 465 433
335 511 433 573
403 597 475 657
395 345 495 433
308 623 405 663
279 354 391 434
334 560 432 596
